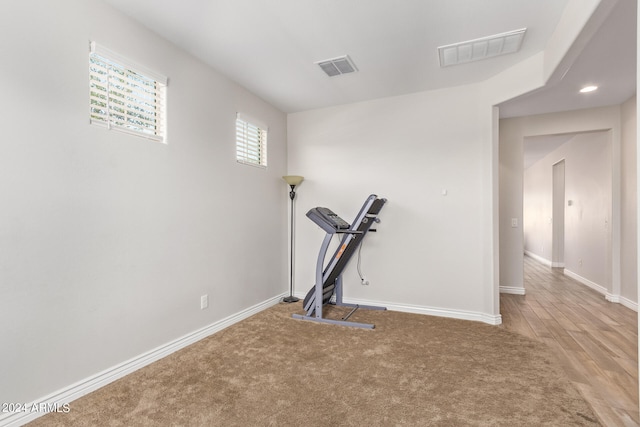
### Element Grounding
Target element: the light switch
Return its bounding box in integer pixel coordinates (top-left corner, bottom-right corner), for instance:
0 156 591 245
511 218 518 228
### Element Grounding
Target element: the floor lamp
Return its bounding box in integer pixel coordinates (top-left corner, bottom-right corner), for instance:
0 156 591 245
282 175 304 303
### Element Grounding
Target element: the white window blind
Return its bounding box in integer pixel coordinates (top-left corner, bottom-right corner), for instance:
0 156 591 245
89 42 167 142
236 114 267 167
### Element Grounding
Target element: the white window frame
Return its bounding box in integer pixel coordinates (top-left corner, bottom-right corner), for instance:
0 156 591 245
89 41 168 143
236 113 268 168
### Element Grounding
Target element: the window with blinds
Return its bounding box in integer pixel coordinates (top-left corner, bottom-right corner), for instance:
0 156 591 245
236 114 267 167
89 42 167 142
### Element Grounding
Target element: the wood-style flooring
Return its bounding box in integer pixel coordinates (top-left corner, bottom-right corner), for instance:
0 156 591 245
501 256 638 426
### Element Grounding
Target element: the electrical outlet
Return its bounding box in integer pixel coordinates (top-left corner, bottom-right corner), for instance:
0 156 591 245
200 294 209 310
361 279 370 286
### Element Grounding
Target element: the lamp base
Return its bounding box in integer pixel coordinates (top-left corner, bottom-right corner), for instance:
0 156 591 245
282 295 300 303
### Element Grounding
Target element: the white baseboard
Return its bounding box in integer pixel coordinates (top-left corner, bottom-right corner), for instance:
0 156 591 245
563 270 638 313
619 296 639 312
606 292 620 303
563 269 608 295
388 302 502 325
0 294 285 427
331 296 502 325
499 286 526 295
523 257 638 312
294 291 502 325
524 252 564 268
524 251 551 266
604 293 639 312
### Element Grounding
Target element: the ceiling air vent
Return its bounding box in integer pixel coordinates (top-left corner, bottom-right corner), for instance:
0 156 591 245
316 55 358 77
438 28 526 67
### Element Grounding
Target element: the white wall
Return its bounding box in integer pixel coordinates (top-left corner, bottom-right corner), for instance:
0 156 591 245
288 84 501 323
495 0 623 296
621 95 637 303
523 156 553 264
523 132 613 290
0 0 287 408
636 3 640 408
499 104 636 307
285 0 612 326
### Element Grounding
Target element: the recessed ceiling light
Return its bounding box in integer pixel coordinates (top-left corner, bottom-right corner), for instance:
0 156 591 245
579 85 598 93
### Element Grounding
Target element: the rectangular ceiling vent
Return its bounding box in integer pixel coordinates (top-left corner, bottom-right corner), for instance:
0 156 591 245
438 28 526 67
316 55 358 77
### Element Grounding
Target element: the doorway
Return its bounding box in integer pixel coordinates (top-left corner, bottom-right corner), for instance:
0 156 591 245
551 160 565 268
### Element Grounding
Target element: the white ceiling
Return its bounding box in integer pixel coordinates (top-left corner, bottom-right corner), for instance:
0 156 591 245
103 0 588 114
523 134 575 170
499 0 636 118
103 0 636 163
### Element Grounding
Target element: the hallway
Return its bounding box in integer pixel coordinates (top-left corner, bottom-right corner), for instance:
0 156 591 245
501 256 638 426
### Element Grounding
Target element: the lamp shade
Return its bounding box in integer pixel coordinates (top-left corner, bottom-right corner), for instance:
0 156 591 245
282 175 304 186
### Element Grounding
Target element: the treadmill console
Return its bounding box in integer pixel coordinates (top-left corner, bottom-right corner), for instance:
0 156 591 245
307 207 350 234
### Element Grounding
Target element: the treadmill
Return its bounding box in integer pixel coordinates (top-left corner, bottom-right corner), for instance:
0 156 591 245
292 194 387 329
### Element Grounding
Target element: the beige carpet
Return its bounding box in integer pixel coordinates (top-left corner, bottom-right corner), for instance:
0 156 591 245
30 302 600 426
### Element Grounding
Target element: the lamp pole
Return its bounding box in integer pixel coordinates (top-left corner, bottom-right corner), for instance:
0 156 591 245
282 176 304 303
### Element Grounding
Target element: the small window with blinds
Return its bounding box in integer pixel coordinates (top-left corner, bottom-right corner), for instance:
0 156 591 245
236 114 267 168
89 42 167 142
